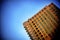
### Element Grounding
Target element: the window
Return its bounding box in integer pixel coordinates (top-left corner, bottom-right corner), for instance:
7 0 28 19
37 13 39 15
39 32 41 34
33 23 35 25
36 28 38 30
46 36 48 38
34 15 36 17
32 21 33 23
39 11 41 13
44 7 46 9
45 18 46 20
38 20 40 22
35 32 37 34
45 13 47 16
42 38 45 40
35 25 36 27
41 35 43 37
48 34 52 37
40 28 42 30
49 5 51 7
36 23 38 26
28 20 29 22
40 18 42 20
30 19 31 21
32 17 34 19
36 34 38 36
34 20 36 22
42 9 44 11
38 30 39 32
38 37 40 39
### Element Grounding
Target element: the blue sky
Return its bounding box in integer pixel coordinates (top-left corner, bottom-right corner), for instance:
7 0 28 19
1 0 60 40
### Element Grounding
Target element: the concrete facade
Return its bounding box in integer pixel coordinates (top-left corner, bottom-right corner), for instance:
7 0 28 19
23 3 60 40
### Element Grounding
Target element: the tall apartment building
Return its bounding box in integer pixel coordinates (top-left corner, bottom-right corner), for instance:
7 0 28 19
23 3 60 40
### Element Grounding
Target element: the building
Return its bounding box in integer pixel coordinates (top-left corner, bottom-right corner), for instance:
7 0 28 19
23 3 60 40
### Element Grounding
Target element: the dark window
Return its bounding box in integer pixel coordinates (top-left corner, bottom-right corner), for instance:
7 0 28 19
48 34 52 37
51 19 52 22
32 17 34 19
49 5 51 7
42 10 43 11
34 30 35 31
46 36 48 38
33 23 35 25
37 13 39 15
32 21 33 23
38 37 40 39
42 38 45 40
34 15 36 17
39 12 41 13
45 13 47 16
39 32 41 34
44 12 46 13
44 7 46 9
36 35 38 36
41 35 43 37
40 28 42 30
45 18 46 20
40 18 42 20
36 18 38 19
35 25 36 27
28 20 29 22
35 32 36 34
38 30 39 32
30 19 31 21
36 28 38 30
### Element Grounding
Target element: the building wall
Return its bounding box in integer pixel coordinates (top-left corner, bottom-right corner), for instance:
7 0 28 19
23 3 60 40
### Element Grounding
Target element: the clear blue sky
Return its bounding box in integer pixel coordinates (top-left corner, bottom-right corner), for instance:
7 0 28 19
1 0 60 40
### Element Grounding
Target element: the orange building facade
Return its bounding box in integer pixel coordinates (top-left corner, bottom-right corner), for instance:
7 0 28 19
23 3 60 40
